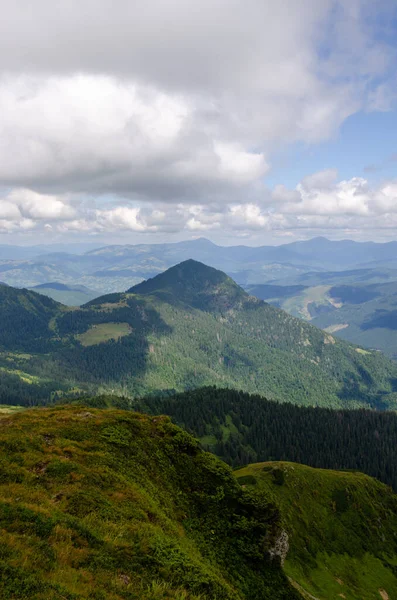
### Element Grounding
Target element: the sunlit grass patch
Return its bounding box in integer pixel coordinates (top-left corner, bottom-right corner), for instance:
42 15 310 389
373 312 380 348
76 322 132 346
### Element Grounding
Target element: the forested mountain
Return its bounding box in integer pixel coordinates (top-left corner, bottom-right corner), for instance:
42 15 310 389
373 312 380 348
0 284 62 352
4 238 397 358
138 387 397 490
2 260 397 408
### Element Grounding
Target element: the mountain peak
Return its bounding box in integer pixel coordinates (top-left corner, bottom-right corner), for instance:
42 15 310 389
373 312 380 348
128 259 248 310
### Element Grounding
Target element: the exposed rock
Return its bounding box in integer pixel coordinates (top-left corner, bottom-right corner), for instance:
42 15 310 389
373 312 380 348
268 529 289 566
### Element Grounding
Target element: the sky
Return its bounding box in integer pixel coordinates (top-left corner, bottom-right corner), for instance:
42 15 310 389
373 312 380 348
1 0 397 246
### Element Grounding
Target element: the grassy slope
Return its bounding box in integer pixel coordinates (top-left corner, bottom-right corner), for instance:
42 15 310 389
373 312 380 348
235 462 397 600
0 406 300 600
76 322 131 346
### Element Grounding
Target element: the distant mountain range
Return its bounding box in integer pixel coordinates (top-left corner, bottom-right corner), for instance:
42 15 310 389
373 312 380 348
3 236 397 355
3 236 397 294
1 259 397 409
29 282 98 306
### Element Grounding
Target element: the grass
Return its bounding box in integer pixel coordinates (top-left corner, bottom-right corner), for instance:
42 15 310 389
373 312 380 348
0 405 301 600
76 322 132 346
0 405 24 415
235 461 397 600
220 414 239 442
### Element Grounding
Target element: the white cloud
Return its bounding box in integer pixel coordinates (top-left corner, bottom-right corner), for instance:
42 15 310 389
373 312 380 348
0 1 394 203
96 206 157 232
0 75 271 201
300 169 339 191
7 189 76 220
0 201 21 220
1 172 397 239
291 177 371 216
0 1 395 242
228 204 270 230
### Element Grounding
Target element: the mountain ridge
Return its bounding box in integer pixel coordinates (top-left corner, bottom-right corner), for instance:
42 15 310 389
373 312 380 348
2 402 397 599
0 405 301 599
5 236 397 293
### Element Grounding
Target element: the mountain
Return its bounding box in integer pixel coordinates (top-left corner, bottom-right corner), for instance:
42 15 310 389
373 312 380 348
236 461 397 600
2 260 397 409
285 236 397 269
30 282 99 306
0 242 101 260
128 259 247 310
0 405 301 600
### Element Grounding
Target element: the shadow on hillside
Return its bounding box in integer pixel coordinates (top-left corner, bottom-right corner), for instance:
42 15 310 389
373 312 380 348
56 298 173 384
338 371 392 411
361 309 397 331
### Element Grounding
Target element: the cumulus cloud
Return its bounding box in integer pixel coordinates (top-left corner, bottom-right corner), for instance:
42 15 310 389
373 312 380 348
0 172 397 239
0 0 396 241
7 189 76 220
269 172 397 234
0 75 270 200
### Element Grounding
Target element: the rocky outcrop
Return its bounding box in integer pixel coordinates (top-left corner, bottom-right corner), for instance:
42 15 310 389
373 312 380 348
268 529 289 566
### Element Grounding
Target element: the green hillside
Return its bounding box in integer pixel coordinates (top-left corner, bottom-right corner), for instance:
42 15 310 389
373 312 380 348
1 403 397 600
2 260 397 408
0 405 300 600
0 284 61 352
236 462 397 600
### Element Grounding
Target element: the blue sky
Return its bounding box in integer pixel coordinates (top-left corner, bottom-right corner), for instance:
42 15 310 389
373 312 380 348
0 1 396 246
267 110 397 189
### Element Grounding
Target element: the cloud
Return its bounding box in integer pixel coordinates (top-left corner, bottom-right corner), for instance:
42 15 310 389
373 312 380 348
0 75 270 201
0 1 395 203
7 189 76 220
0 1 396 242
300 169 339 191
0 171 397 240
